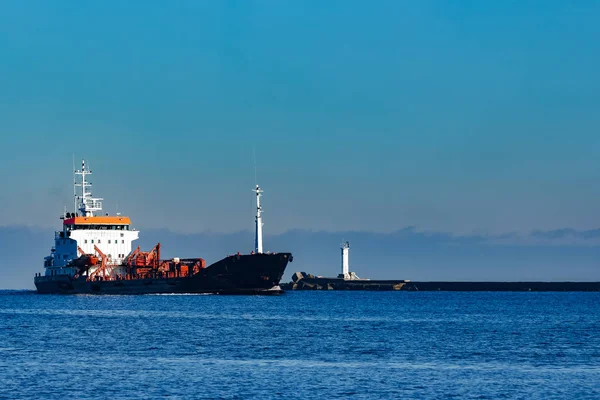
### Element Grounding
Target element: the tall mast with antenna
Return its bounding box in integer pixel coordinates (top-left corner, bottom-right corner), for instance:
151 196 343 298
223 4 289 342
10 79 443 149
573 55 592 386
252 146 264 254
253 185 263 254
74 160 103 217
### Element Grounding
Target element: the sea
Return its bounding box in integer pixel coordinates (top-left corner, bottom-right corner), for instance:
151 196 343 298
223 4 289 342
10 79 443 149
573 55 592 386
0 290 599 399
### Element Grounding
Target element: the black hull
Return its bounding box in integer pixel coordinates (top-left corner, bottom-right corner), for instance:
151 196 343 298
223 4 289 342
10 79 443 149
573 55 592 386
34 253 292 295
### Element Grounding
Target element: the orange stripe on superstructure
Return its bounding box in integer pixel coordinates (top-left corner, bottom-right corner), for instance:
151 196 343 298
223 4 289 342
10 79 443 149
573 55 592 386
63 216 131 225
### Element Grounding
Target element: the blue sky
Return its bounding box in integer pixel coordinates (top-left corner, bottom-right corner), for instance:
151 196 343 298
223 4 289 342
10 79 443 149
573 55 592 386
1 1 599 234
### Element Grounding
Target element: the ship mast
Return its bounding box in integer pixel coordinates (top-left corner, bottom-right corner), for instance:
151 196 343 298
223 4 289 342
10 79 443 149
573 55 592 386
253 185 263 254
74 160 103 217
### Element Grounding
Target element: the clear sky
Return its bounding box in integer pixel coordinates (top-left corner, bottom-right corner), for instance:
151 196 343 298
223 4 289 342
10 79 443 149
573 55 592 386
1 1 599 235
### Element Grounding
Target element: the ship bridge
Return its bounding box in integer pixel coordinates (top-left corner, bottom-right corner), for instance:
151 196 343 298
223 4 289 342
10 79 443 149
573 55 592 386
45 160 139 276
63 216 132 230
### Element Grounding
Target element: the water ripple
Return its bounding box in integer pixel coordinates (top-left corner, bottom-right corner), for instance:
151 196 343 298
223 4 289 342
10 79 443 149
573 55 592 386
0 291 599 399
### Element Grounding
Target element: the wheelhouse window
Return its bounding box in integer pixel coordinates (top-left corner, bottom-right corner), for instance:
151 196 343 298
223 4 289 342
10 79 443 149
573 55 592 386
68 224 130 231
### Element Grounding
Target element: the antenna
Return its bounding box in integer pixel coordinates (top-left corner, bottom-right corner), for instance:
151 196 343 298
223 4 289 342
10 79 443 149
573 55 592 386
253 146 257 185
251 147 264 253
74 159 103 217
72 154 76 213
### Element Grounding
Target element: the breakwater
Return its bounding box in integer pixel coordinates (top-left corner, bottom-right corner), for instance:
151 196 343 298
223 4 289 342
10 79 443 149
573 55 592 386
284 272 407 291
285 272 600 292
402 281 600 292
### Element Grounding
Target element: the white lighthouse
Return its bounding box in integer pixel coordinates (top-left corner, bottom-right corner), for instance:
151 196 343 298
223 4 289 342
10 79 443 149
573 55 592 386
341 241 350 279
338 241 361 280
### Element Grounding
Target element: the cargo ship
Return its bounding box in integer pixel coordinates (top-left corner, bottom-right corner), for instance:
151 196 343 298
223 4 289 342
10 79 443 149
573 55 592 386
34 160 293 294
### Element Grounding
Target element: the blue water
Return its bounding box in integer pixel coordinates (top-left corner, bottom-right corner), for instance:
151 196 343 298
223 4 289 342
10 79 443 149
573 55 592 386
0 291 599 399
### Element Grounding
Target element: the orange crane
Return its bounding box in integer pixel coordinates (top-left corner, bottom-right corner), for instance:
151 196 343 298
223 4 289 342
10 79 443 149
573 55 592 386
88 245 111 280
127 243 161 268
124 246 141 266
145 243 161 269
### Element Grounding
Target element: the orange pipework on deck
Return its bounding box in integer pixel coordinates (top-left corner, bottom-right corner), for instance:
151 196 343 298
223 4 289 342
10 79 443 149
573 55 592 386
63 216 131 225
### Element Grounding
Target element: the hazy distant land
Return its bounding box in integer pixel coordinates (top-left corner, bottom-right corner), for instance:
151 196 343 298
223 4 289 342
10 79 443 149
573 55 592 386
2 225 599 290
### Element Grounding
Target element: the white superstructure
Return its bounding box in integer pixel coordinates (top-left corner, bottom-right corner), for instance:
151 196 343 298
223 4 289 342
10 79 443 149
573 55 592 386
43 160 139 277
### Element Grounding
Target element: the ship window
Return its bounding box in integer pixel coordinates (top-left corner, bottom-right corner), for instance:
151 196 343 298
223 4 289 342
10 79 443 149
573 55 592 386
108 240 111 244
120 233 124 237
84 240 87 244
122 240 124 244
98 240 101 244
91 240 94 244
